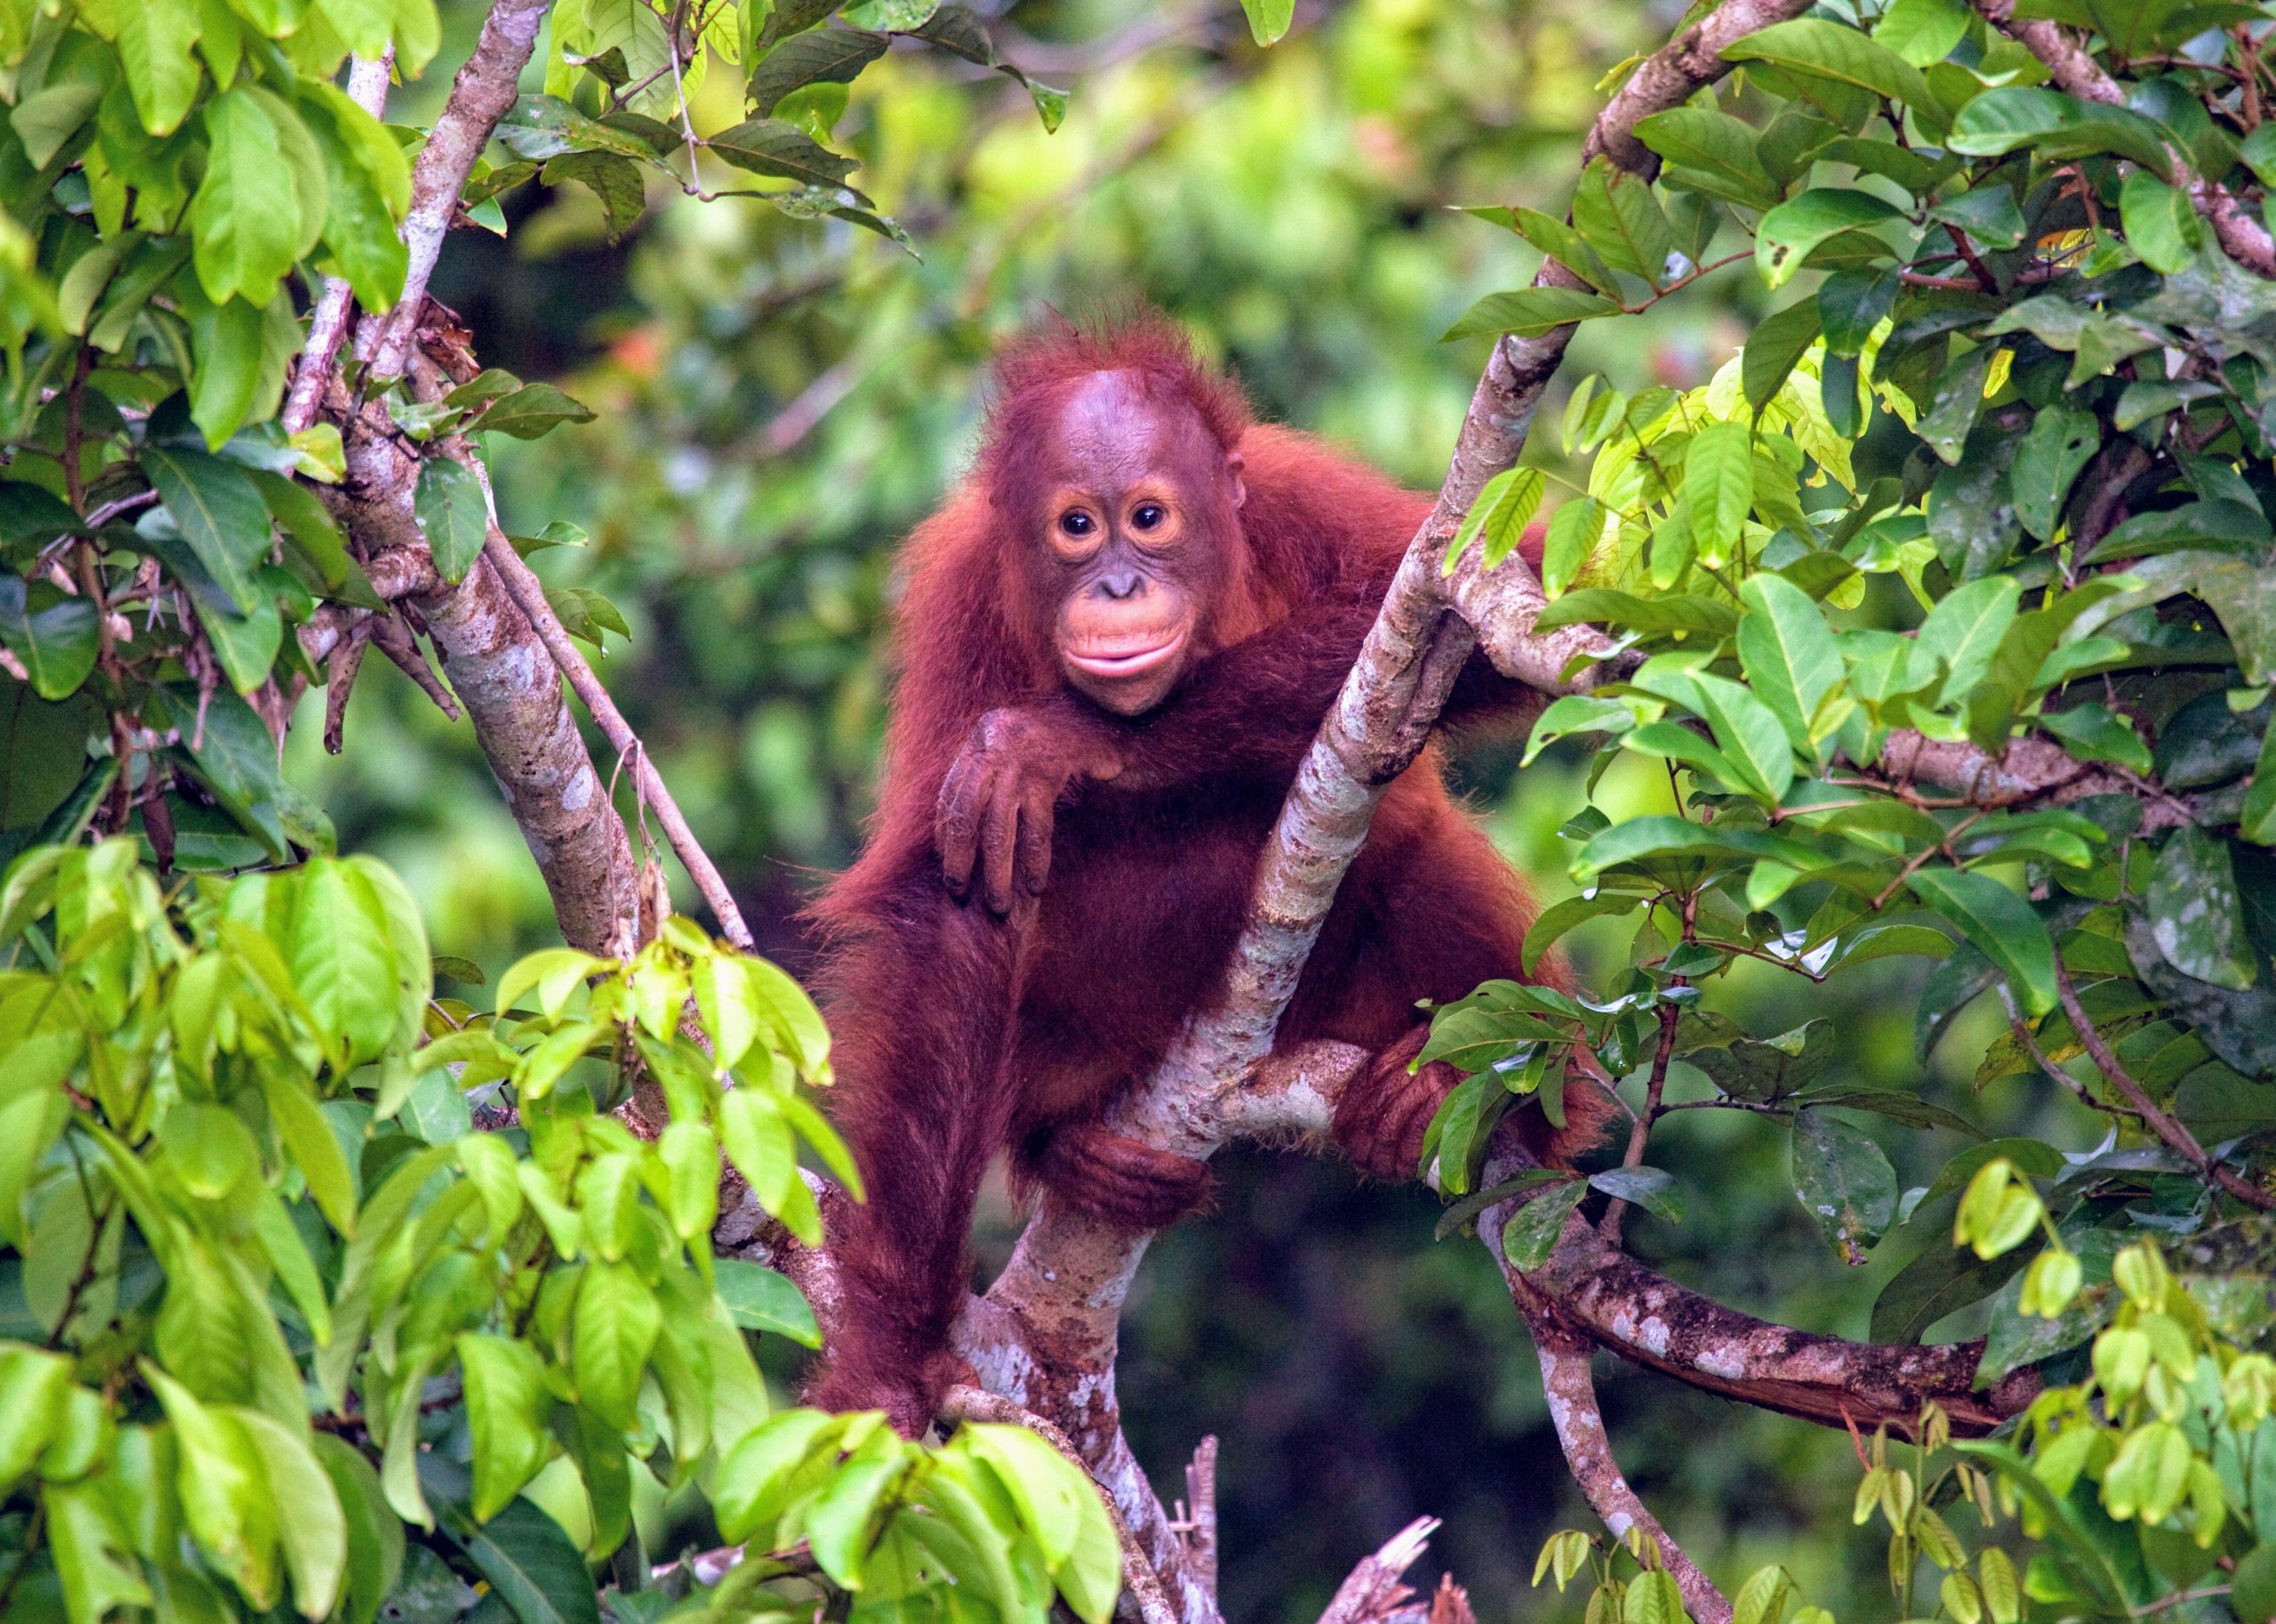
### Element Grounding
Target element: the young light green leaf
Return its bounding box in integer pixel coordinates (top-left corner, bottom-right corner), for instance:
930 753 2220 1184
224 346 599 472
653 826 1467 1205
1685 420 1753 567
1738 572 1845 756
192 91 301 306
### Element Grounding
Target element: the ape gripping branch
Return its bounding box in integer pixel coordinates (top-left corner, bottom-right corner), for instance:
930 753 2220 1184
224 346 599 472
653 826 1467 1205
291 2 2124 1622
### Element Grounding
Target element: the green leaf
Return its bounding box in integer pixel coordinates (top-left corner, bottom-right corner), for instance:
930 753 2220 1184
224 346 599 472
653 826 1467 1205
1738 572 1845 757
1444 466 1545 572
572 1259 661 1430
1916 345 1991 467
2120 170 2202 274
1236 0 1293 44
2149 828 2256 991
807 1426 907 1585
1588 1164 1684 1223
145 443 274 613
1572 157 1676 286
749 26 888 112
0 578 99 700
1906 868 2058 1016
191 91 300 306
1532 587 1739 638
290 855 401 1068
1632 108 1780 210
2011 406 2099 541
1471 205 1620 296
1915 575 2020 708
1501 1179 1587 1271
1791 1108 1897 1261
1685 420 1753 567
457 1335 553 1522
1539 495 1603 596
709 117 863 190
714 1258 822 1346
1443 287 1621 343
419 1453 601 1624
1947 86 2175 175
236 1409 349 1620
1723 20 1935 115
413 460 490 584
2040 702 2153 774
1743 298 1824 412
1755 189 1901 290
1575 815 1827 879
116 0 204 135
470 382 597 441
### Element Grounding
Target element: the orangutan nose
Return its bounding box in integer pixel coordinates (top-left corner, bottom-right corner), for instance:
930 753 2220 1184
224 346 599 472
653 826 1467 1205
1097 569 1142 600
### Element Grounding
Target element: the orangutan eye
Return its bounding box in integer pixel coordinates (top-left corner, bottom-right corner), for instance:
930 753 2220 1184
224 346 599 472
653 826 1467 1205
1060 510 1095 537
1131 503 1166 531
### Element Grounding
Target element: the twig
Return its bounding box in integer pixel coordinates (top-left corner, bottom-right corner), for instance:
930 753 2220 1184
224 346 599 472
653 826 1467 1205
2055 964 2276 1211
369 609 461 720
323 612 375 752
284 52 393 436
1996 984 2140 1120
469 508 756 952
940 1387 1181 1624
1601 1000 1679 1245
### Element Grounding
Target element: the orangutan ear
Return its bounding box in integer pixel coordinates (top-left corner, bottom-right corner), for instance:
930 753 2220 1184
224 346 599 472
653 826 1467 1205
1223 449 1246 509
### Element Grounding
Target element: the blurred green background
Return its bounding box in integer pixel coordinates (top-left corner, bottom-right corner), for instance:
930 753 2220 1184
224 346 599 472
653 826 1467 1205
289 3 2093 1617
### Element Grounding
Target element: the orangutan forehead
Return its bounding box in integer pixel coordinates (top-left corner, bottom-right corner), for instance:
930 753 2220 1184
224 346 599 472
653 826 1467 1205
1044 369 1220 487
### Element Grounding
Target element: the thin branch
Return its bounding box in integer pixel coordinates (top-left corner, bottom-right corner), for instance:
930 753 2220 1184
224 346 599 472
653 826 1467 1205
940 1387 1182 1624
2055 964 2276 1211
284 52 393 436
359 0 554 381
471 511 757 953
1522 1312 1730 1624
1602 1001 1679 1245
1180 1437 1218 1602
1997 983 2141 1121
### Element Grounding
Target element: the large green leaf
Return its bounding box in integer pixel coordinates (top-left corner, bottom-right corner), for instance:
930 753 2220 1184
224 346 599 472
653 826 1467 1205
413 459 491 584
1443 286 1621 341
143 444 270 612
1791 1108 1899 1263
714 1258 822 1346
1905 868 2058 1016
0 577 99 700
419 1454 601 1624
1737 573 1845 756
1755 188 1901 289
1723 20 1935 115
709 117 863 190
749 27 889 114
192 90 301 306
1575 815 1828 879
2148 828 2257 991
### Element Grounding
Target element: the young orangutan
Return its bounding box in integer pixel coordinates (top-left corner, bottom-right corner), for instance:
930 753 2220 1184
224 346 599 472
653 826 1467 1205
805 310 1611 1434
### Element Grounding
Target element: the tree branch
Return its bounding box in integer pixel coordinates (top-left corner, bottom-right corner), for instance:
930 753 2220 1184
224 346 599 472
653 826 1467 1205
1520 1313 1730 1624
358 0 553 381
284 52 392 436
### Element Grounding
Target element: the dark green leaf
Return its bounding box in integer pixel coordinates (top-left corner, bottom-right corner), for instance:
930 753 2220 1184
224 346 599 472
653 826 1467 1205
413 460 490 585
0 578 98 700
143 444 270 612
1743 298 1823 412
2149 828 2257 991
1907 868 2058 1016
709 118 863 192
1791 1108 1898 1260
1442 287 1621 341
749 27 888 114
419 1454 601 1624
714 1258 822 1346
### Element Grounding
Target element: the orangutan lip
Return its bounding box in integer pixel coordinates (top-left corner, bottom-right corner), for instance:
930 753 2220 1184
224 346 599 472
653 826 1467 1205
1066 631 1186 678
